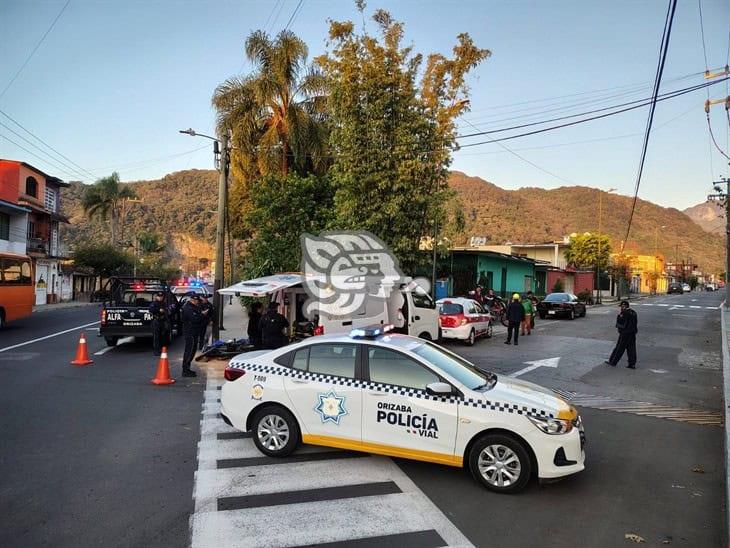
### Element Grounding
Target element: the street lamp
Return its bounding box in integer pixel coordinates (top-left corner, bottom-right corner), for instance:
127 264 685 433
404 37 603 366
179 127 229 339
596 188 617 303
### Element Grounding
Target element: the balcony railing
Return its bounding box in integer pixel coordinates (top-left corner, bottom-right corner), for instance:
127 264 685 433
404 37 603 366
27 237 48 254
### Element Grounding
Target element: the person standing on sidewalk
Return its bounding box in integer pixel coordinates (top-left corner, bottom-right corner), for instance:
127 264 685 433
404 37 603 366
605 300 638 369
247 302 263 348
197 294 215 350
521 293 534 336
181 295 207 377
505 293 525 346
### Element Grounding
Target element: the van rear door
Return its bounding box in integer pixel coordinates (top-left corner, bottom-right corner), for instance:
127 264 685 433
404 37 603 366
406 286 439 340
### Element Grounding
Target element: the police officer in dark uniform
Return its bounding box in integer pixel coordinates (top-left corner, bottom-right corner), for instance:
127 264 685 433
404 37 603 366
149 291 171 357
605 300 639 369
198 294 215 350
260 301 289 349
181 295 207 377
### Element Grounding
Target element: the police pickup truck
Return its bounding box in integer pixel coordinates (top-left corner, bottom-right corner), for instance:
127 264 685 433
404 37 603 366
99 277 180 347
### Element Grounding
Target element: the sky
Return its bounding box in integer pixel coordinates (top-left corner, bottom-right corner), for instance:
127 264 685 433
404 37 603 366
1 0 729 211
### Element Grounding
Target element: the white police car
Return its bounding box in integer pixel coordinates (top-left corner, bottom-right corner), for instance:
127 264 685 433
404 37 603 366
221 326 585 493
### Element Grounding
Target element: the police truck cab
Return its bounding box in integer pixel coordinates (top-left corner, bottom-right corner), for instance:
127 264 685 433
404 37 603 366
221 325 585 493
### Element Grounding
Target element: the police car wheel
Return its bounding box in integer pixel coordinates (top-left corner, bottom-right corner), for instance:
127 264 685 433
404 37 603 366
252 407 300 457
466 329 476 346
469 434 531 493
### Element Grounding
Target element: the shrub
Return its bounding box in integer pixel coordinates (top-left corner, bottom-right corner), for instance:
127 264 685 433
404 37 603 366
551 277 564 293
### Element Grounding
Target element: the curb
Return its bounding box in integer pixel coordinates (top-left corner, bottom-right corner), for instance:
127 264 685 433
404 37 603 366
722 305 730 548
32 302 101 313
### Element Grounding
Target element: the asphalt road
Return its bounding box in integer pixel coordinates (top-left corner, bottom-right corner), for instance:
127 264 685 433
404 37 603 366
0 305 204 547
1 292 725 547
411 290 725 547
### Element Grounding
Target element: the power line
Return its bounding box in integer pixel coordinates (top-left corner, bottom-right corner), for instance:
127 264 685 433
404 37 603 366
708 113 730 160
621 0 677 253
284 0 304 31
90 144 211 172
268 0 287 33
0 0 70 100
460 72 699 127
0 132 85 180
454 103 696 158
457 78 725 149
698 0 709 71
460 118 577 185
263 0 282 30
0 121 93 181
0 109 98 180
457 78 722 141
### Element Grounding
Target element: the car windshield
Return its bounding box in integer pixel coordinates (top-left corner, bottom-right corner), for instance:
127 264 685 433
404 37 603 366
412 341 494 390
439 303 463 315
544 293 569 302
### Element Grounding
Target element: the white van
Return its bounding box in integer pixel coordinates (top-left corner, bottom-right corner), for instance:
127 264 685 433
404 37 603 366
218 273 439 340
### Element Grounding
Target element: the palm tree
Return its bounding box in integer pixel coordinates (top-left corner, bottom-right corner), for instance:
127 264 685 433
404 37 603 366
81 172 137 246
212 30 328 178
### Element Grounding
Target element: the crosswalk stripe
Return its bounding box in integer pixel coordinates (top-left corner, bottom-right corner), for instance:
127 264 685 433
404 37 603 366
191 494 450 548
290 530 446 548
555 390 722 426
191 375 473 547
218 481 401 511
217 450 368 470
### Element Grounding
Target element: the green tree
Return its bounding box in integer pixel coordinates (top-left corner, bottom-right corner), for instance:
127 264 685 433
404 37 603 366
213 30 329 237
243 173 334 278
73 244 133 278
136 256 180 281
81 172 137 246
564 233 612 270
137 231 165 253
317 7 489 270
552 277 565 293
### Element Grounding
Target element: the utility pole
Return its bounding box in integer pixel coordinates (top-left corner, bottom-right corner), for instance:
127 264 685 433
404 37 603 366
213 133 229 338
707 175 729 307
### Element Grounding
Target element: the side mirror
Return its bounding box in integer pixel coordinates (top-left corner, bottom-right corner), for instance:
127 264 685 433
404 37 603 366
426 382 454 396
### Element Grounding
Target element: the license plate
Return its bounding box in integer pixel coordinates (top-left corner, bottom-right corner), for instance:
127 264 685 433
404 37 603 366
548 310 555 315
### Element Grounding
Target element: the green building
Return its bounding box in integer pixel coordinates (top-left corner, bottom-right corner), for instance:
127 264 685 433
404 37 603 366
430 250 536 298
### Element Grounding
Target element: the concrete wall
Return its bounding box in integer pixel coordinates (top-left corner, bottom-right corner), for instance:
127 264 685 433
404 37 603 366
574 271 595 295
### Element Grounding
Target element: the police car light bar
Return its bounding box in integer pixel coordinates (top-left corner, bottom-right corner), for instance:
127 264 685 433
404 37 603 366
349 324 394 338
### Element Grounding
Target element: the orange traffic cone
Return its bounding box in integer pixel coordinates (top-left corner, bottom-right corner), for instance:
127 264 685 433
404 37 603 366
151 347 175 385
71 331 93 366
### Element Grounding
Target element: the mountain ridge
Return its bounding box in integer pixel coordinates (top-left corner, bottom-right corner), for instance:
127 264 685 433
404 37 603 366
60 169 725 274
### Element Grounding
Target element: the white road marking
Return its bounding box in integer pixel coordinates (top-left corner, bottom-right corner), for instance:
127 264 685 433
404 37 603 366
191 375 473 547
689 306 702 309
649 369 668 374
657 304 670 307
641 303 655 306
93 336 134 355
509 357 560 378
0 321 100 353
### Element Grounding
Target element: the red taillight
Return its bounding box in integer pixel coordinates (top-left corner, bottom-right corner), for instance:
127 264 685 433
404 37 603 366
440 313 465 327
224 367 246 381
313 325 324 336
101 309 107 326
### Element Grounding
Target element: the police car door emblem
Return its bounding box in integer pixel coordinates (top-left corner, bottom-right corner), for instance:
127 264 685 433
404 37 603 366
314 390 348 424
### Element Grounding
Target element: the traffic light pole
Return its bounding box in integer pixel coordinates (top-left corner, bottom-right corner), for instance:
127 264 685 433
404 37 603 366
213 133 229 338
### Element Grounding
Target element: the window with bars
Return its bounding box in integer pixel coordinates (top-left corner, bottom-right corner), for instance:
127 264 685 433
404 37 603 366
0 213 9 240
44 187 57 212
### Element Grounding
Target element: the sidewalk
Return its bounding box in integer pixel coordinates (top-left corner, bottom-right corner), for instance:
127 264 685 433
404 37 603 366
32 301 100 313
218 295 247 340
721 306 730 548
